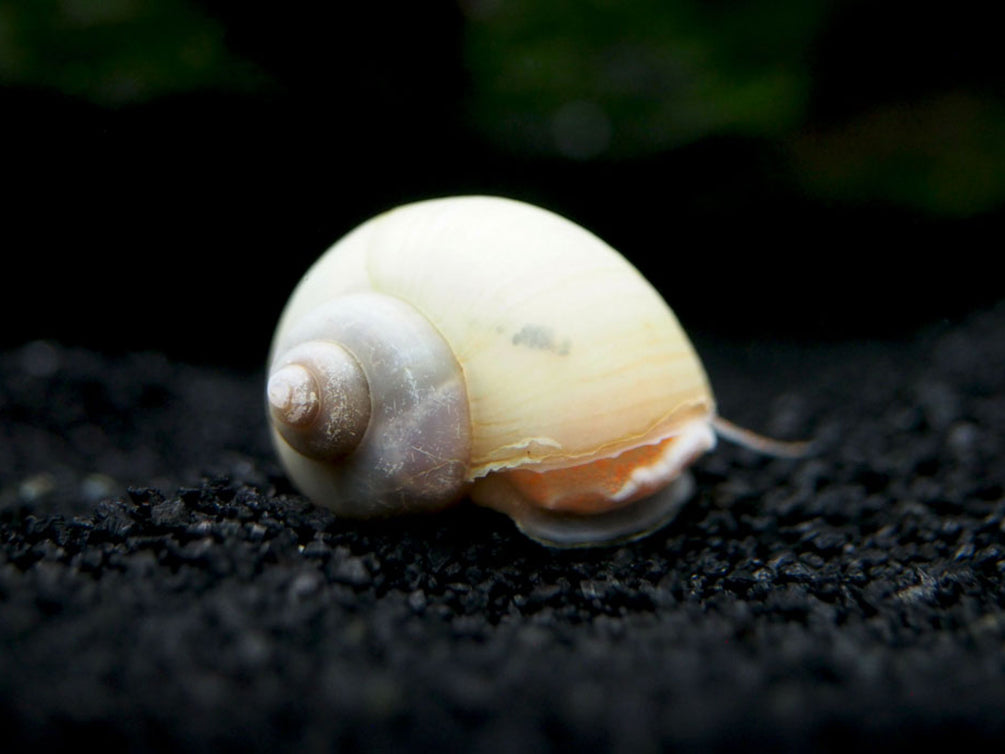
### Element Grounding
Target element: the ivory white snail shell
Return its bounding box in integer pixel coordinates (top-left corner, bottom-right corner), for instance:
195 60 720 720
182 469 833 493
267 195 806 547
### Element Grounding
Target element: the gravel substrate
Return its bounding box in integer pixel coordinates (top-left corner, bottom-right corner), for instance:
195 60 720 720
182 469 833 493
2 302 1004 753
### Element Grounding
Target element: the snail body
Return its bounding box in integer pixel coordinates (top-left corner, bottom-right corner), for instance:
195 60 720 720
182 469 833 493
268 196 796 546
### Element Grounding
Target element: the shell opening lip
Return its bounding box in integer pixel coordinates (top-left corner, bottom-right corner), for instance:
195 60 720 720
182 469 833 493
469 400 715 479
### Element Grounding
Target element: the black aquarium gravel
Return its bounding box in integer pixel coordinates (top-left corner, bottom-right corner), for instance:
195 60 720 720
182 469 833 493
2 302 1004 753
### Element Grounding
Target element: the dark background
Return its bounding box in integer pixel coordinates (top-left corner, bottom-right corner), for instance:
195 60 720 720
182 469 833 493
3 4 1005 753
3 0 1002 366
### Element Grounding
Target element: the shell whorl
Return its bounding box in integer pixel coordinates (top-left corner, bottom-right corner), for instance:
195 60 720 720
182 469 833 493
268 292 472 517
268 340 371 462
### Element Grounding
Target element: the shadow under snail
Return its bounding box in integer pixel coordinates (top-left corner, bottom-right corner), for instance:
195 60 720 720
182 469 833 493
267 195 808 547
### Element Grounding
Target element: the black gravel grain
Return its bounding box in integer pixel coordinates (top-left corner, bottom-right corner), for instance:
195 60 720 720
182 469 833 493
2 304 1004 753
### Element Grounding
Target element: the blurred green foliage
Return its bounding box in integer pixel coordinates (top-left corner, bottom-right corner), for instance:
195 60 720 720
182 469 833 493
0 0 264 105
461 0 828 159
792 92 1005 216
461 0 1004 217
2 0 1002 217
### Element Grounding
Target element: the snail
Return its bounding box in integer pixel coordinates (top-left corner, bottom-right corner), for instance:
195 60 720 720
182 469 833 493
267 195 807 547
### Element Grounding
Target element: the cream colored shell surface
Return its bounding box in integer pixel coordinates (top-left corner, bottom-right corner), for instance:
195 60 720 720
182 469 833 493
271 195 714 479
